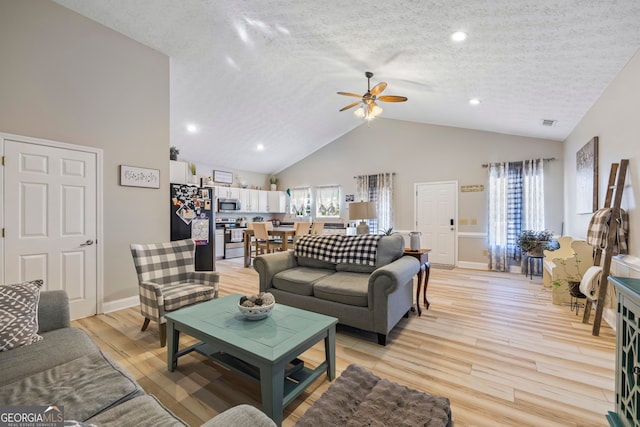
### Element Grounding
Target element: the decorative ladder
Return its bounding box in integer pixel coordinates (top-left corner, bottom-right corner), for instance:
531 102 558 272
583 159 629 336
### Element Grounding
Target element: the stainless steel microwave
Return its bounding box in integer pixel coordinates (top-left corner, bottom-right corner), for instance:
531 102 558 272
218 198 241 212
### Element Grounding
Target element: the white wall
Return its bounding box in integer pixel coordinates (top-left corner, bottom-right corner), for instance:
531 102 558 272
0 0 169 303
564 48 640 255
277 118 564 263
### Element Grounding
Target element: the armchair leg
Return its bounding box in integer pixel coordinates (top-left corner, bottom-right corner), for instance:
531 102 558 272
141 317 150 331
377 333 387 346
160 323 167 347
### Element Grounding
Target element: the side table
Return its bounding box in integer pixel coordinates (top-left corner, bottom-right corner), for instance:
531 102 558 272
403 248 431 316
528 255 544 279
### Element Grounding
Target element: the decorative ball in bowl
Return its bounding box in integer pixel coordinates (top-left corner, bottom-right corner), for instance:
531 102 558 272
238 292 275 320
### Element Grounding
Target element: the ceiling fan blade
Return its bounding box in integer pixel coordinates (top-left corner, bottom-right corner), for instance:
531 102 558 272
337 91 363 98
339 101 361 112
378 95 408 102
370 82 387 96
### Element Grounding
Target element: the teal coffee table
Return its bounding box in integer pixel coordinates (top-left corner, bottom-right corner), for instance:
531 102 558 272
166 294 337 426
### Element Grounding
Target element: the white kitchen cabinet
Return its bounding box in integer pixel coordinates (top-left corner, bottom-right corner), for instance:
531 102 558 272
267 191 286 213
258 190 268 212
215 229 224 258
169 160 189 184
215 186 239 199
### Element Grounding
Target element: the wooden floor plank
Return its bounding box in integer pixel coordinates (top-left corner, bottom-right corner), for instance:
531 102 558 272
72 258 615 426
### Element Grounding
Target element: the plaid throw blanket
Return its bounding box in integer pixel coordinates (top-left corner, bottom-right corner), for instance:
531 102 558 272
295 234 382 266
295 235 344 263
586 208 629 254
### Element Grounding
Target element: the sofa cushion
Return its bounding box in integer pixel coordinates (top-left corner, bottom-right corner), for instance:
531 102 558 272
0 350 141 421
297 256 337 270
336 234 404 273
0 327 99 385
0 280 44 352
87 395 187 427
313 272 369 307
273 268 335 296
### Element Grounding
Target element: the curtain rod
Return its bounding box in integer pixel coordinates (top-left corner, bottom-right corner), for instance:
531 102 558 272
353 172 396 178
481 157 556 168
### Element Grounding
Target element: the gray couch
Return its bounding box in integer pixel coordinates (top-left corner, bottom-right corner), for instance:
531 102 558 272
254 234 420 345
0 290 276 427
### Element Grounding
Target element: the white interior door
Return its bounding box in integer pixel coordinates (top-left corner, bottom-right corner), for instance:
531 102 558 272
3 138 98 319
415 181 457 265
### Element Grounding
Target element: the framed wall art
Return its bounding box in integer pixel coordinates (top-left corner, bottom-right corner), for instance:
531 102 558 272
576 136 598 214
120 165 160 188
213 170 233 184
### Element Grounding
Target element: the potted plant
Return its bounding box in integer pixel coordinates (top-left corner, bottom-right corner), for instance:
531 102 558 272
269 176 278 191
170 146 179 161
189 163 197 184
516 230 554 257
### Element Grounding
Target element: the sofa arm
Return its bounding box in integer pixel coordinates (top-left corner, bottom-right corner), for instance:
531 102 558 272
38 290 71 333
369 256 420 296
201 404 276 427
253 251 298 293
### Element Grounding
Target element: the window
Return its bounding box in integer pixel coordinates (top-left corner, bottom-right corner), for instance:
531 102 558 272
355 173 394 234
487 159 545 271
290 187 311 217
315 185 341 217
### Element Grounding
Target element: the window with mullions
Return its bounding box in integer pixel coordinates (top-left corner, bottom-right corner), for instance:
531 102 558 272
355 173 394 234
315 186 341 218
290 187 311 217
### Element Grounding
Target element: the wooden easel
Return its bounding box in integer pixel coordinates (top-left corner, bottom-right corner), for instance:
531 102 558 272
583 159 629 336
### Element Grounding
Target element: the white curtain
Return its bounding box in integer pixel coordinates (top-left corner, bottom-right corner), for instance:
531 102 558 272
316 186 340 217
523 159 545 231
488 163 509 271
355 176 368 201
290 187 309 216
375 173 394 231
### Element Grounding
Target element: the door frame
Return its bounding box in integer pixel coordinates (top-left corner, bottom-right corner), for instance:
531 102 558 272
414 180 458 266
1 132 104 315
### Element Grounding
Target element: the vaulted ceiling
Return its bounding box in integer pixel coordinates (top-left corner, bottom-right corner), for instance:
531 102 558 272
54 0 640 174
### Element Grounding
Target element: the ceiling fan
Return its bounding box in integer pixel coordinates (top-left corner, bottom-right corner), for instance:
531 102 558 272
337 71 408 120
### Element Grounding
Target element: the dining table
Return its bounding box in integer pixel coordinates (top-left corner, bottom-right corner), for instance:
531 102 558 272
244 227 296 267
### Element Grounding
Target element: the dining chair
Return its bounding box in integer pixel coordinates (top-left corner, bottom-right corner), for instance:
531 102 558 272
130 239 219 347
253 222 282 255
292 221 310 243
311 222 325 235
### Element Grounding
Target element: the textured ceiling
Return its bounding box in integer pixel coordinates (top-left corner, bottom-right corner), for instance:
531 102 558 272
53 0 640 174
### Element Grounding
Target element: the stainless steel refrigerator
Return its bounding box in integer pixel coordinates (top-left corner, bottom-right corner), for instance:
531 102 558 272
170 184 215 270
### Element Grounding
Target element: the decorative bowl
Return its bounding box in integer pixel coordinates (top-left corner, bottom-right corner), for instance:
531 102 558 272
238 301 275 320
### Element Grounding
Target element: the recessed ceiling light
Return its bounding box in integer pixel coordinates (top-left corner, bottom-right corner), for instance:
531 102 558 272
451 31 467 42
469 98 481 105
186 124 198 133
257 144 264 151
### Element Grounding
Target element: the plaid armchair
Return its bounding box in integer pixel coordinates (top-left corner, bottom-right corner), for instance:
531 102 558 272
130 239 219 346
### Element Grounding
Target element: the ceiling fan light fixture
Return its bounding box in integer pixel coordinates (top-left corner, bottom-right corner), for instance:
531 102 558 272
354 107 365 118
451 31 467 42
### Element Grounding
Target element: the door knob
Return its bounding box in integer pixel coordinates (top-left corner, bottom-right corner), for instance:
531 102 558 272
80 239 94 247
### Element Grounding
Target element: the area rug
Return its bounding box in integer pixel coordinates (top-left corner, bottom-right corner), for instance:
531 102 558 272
295 364 451 427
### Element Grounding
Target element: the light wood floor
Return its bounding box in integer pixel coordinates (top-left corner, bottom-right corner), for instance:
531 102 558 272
73 259 616 427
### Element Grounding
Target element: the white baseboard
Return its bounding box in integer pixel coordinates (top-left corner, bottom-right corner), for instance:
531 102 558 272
101 295 139 314
457 261 489 270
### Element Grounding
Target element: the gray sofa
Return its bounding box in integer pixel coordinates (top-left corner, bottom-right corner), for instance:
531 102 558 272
254 234 420 345
0 290 276 427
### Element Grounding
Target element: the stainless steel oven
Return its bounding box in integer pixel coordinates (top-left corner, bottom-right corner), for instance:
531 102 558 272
224 227 245 259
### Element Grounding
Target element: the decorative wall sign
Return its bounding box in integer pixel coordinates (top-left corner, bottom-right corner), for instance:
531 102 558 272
120 165 160 188
460 185 484 192
576 136 598 214
213 170 233 184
